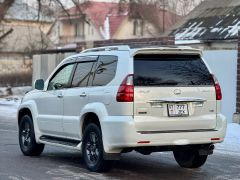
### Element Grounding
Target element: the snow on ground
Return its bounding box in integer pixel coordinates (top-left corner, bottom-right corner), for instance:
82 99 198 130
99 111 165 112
0 86 31 118
0 86 239 155
0 100 20 118
215 123 240 155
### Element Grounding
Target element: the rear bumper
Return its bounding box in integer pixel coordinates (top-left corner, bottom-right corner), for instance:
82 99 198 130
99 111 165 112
101 114 227 153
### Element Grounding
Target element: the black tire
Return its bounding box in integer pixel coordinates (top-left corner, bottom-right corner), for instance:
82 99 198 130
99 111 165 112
82 123 113 172
173 148 208 168
19 115 44 156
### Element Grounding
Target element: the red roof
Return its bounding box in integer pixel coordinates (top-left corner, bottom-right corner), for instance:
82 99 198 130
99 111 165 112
108 15 126 37
61 1 180 38
64 2 128 38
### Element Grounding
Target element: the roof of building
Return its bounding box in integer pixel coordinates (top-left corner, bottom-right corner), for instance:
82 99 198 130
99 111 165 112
5 1 54 22
169 0 240 41
59 2 127 38
60 1 180 39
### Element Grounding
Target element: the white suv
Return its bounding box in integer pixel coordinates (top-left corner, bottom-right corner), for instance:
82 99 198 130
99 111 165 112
18 46 227 172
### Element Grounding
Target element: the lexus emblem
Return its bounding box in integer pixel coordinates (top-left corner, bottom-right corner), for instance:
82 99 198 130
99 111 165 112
174 89 181 95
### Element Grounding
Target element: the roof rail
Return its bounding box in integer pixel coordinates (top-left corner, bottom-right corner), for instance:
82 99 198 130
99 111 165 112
81 45 130 53
140 45 194 49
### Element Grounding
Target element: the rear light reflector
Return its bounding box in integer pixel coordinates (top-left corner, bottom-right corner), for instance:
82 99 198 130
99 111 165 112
137 141 150 144
116 74 134 102
211 138 220 141
212 74 222 100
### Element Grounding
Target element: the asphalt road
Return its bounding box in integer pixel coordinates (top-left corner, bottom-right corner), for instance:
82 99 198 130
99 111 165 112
0 110 240 180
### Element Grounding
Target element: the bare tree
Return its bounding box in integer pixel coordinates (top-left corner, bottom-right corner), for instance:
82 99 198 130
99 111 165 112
118 0 204 35
0 0 15 22
121 0 204 16
0 0 90 50
0 0 15 42
0 0 203 49
167 0 204 16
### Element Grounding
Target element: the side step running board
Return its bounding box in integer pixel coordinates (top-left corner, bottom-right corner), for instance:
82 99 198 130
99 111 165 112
40 135 81 147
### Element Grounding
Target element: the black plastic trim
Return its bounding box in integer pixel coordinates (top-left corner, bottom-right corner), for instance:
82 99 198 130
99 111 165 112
40 135 81 147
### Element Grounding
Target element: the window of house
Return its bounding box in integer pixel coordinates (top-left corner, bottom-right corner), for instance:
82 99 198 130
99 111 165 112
133 20 138 35
75 21 85 37
48 63 75 90
88 23 91 35
133 19 144 36
91 56 118 86
140 20 144 36
71 62 95 87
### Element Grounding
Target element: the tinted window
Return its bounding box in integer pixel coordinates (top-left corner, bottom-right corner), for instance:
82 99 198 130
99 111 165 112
48 64 75 90
92 56 118 86
71 62 94 87
134 55 213 86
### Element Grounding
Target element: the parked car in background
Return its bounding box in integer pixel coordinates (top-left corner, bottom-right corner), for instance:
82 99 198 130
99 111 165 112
18 45 227 172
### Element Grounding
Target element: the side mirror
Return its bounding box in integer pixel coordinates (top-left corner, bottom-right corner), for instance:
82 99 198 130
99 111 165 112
54 83 63 90
34 79 44 90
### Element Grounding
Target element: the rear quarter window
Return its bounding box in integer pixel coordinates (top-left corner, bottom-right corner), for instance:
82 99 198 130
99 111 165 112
71 62 95 87
91 55 118 86
134 54 213 87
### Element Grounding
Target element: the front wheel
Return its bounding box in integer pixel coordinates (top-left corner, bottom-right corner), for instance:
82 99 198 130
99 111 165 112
19 115 44 156
173 148 208 168
82 123 113 172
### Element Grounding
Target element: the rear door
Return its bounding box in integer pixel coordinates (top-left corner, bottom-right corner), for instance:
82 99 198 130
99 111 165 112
133 54 217 132
63 56 97 139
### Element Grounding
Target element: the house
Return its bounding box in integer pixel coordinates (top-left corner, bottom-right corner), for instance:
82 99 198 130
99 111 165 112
48 1 180 47
0 1 54 86
168 0 240 50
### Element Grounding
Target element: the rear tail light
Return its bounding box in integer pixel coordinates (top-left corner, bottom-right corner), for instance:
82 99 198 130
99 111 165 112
212 74 222 100
116 74 134 102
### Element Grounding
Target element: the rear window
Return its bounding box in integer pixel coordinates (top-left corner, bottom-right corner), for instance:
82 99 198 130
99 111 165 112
134 54 213 86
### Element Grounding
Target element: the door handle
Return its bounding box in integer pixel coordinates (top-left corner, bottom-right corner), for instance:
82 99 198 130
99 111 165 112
57 94 63 98
57 92 63 98
80 93 87 98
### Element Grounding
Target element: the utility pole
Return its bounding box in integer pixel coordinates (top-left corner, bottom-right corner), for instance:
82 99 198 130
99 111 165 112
160 0 167 33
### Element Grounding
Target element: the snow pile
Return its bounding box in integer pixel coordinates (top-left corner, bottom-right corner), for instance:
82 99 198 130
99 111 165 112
216 123 240 155
0 97 21 106
0 86 32 97
0 86 31 118
11 86 32 95
0 98 20 118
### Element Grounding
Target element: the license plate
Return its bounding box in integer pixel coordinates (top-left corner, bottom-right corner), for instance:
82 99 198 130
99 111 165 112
167 104 189 117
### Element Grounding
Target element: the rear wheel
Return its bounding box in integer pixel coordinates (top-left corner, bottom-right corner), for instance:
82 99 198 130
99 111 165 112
82 123 113 172
19 115 44 156
173 148 208 168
